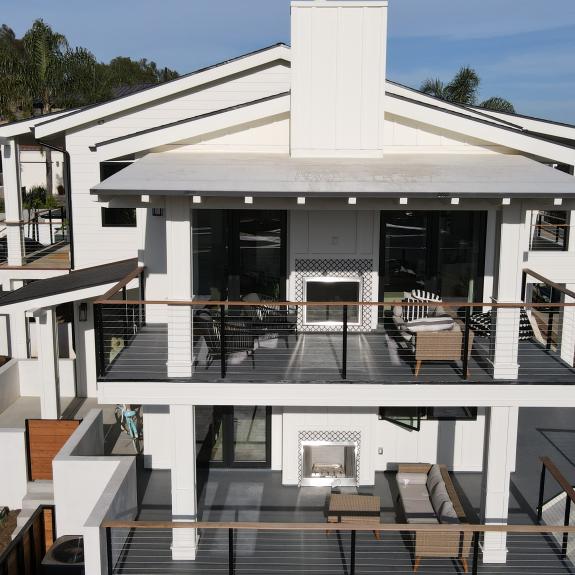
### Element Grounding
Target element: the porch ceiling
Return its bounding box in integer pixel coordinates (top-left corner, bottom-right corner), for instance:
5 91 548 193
91 152 575 199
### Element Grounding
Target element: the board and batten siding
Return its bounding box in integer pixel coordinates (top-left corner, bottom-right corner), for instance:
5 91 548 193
65 63 290 269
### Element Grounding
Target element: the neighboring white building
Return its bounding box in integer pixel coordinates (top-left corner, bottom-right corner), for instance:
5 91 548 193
1 1 575 572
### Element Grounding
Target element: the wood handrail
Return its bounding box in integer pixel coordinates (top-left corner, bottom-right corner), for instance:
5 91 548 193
99 266 145 301
540 456 575 506
524 268 575 301
93 299 575 308
101 519 575 533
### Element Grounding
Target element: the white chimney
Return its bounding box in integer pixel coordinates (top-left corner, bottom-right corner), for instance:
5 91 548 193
290 0 388 158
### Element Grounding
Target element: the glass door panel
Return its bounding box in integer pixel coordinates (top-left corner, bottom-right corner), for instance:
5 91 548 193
195 406 270 467
232 406 269 464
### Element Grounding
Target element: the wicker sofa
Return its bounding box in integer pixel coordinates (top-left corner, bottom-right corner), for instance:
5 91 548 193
396 463 472 572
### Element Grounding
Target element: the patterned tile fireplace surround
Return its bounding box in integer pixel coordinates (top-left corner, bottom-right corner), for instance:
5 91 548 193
294 258 374 332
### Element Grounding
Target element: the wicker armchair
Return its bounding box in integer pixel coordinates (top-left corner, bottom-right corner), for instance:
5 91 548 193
414 321 475 377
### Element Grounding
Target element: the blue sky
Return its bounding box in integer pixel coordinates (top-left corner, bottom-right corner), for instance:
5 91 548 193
2 0 575 123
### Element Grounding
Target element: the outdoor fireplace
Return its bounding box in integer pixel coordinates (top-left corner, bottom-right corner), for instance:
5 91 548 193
298 430 360 486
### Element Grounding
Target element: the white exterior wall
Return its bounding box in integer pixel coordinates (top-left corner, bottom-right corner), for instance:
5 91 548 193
280 408 485 485
0 359 20 414
65 63 290 270
17 358 75 398
0 428 27 509
143 405 172 469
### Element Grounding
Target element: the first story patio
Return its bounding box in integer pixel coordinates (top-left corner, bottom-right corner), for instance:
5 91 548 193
107 407 575 574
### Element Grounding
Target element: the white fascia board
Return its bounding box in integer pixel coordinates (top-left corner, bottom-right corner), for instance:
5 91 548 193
386 83 521 129
0 283 118 313
386 95 575 165
34 45 291 139
98 381 575 408
471 108 575 141
0 110 74 138
94 93 291 161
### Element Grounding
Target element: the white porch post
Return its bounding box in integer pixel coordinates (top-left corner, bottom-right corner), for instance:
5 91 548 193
560 293 575 367
9 281 29 359
165 197 193 378
171 404 198 560
493 204 524 379
481 406 519 563
34 308 61 419
1 139 24 266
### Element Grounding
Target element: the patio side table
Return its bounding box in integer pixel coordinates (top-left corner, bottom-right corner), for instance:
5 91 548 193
326 494 382 540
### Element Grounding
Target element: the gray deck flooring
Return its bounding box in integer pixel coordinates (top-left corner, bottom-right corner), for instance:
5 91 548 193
103 324 575 384
109 408 575 574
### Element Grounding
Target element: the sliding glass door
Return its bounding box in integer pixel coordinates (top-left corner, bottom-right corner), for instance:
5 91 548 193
379 211 486 301
196 406 271 468
192 210 287 301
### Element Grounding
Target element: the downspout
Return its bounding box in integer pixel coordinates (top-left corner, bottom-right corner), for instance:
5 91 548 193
35 139 75 270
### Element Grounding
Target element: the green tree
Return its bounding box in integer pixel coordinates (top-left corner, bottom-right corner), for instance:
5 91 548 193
421 66 515 113
0 19 179 121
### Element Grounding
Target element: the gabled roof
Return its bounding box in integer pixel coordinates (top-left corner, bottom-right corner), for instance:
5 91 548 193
0 110 72 138
33 43 290 139
386 92 575 165
92 92 290 160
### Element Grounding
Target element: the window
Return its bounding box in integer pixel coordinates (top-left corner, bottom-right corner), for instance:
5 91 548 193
100 161 137 228
530 211 569 251
379 407 477 431
101 207 137 227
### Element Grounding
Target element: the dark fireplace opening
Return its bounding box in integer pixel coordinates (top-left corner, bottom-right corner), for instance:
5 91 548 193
304 278 361 325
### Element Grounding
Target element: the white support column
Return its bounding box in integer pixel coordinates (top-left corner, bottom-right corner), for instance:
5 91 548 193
560 292 575 367
165 198 193 378
9 282 29 359
171 404 198 560
493 204 524 380
35 308 61 419
481 406 518 563
1 139 24 266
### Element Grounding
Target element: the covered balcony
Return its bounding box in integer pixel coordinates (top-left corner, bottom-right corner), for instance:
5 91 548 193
94 275 575 385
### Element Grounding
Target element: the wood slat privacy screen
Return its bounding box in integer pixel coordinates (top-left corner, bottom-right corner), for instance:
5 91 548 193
26 419 80 480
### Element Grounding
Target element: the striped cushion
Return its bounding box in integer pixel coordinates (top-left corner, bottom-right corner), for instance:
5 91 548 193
469 309 533 340
405 315 455 333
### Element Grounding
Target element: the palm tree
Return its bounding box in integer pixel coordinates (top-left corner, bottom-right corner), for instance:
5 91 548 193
421 66 515 113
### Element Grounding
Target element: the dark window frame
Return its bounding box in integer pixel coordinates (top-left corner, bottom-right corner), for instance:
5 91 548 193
379 407 478 431
100 161 137 228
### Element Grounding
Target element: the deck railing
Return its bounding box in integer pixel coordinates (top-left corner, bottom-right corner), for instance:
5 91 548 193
102 519 575 575
0 208 70 268
92 297 575 384
0 505 56 575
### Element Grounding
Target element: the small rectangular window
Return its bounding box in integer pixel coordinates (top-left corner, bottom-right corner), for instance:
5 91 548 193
101 207 137 227
379 407 478 431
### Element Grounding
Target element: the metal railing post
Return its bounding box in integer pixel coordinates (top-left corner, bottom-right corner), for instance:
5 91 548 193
106 527 114 575
342 305 348 380
220 305 227 379
94 304 106 377
462 305 471 380
48 209 53 244
229 528 234 575
472 530 480 575
350 530 356 575
563 497 571 559
537 462 546 522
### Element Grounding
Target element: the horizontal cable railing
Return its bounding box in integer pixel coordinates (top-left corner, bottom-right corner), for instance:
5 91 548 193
103 520 575 575
530 211 570 251
0 208 70 268
93 298 575 384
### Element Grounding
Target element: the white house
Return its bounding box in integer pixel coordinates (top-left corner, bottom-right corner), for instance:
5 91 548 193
1 0 575 572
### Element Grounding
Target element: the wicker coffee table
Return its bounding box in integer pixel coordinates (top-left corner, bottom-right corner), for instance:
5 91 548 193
326 494 381 540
